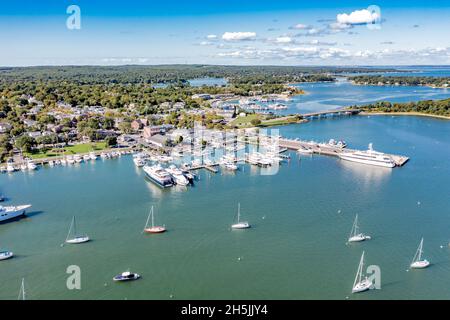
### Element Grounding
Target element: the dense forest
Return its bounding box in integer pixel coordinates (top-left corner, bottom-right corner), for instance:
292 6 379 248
0 65 397 85
349 75 450 88
350 98 450 117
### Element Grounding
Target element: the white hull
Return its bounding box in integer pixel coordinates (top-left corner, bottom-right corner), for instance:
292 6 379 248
348 234 371 242
0 205 32 222
340 154 395 168
410 260 430 269
0 251 14 260
231 222 250 229
352 279 373 293
65 236 90 244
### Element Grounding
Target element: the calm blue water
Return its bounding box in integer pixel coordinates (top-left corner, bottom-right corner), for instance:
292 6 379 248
188 77 228 87
281 79 450 115
1 115 449 300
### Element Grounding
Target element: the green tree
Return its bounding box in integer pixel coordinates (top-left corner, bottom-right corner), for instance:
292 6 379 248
15 135 36 153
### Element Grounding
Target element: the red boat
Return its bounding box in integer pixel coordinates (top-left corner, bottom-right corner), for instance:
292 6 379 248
143 206 166 234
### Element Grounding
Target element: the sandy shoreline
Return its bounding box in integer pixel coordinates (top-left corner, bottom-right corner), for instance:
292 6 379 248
359 111 450 120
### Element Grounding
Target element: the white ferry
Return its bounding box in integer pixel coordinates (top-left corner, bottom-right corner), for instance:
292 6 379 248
143 165 174 188
339 143 396 168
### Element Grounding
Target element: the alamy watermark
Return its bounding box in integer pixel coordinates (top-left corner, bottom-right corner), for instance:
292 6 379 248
66 5 81 30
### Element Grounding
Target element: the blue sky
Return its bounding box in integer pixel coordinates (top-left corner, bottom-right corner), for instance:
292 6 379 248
1 0 450 66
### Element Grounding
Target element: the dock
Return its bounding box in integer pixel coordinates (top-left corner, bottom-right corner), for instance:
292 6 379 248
278 138 409 167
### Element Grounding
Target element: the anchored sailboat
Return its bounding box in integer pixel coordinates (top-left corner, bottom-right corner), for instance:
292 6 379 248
143 206 166 233
231 203 250 229
64 216 90 245
410 237 430 269
348 214 371 243
352 251 373 293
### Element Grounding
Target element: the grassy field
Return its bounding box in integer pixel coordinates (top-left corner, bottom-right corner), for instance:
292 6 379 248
228 114 262 127
25 142 108 159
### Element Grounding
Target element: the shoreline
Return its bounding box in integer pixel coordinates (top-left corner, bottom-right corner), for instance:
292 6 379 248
359 111 450 120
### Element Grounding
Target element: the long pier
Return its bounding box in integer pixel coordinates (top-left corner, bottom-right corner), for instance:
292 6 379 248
301 108 361 119
278 138 409 167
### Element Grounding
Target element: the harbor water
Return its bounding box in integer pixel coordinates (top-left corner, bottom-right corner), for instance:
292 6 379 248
1 115 449 299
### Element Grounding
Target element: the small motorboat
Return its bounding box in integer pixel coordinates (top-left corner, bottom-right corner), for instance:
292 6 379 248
113 271 140 282
0 250 14 261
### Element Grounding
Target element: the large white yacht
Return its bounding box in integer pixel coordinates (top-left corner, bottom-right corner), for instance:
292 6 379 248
339 143 396 168
0 204 32 222
143 165 174 188
166 165 190 186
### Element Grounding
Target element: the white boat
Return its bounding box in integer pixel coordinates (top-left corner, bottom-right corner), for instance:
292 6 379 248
26 160 37 170
89 152 97 160
297 146 313 155
133 157 146 167
348 214 371 243
339 143 396 168
0 250 14 261
143 205 166 233
66 156 75 165
352 251 373 293
64 216 90 244
20 164 28 171
143 165 174 188
48 160 55 167
410 238 430 269
82 154 90 161
100 152 108 159
113 271 140 282
231 203 250 229
166 165 190 186
7 163 16 173
0 204 32 222
224 162 238 171
74 155 83 163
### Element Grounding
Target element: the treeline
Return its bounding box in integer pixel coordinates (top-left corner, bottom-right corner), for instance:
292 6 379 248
351 98 450 117
230 74 335 85
349 75 450 88
0 65 397 85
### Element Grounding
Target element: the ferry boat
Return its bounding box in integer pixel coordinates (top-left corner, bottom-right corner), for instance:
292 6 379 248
143 165 174 188
113 271 140 282
339 143 396 168
0 204 32 222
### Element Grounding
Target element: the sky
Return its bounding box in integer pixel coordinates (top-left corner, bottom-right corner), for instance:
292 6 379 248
1 0 450 66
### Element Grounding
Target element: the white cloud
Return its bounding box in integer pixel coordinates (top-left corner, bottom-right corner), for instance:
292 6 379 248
337 9 380 25
222 31 257 41
275 36 293 43
290 23 309 30
206 34 218 40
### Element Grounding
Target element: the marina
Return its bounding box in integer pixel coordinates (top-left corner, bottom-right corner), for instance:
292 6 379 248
1 115 449 299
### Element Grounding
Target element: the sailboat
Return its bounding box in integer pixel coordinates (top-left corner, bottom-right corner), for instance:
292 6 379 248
231 203 250 229
143 206 166 233
410 237 430 269
18 278 26 300
64 216 90 244
348 214 371 243
352 251 373 293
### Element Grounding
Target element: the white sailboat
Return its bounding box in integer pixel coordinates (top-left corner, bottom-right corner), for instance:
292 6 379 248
231 203 250 229
143 206 166 234
64 216 90 244
410 237 430 269
352 251 373 293
348 214 371 243
18 278 26 300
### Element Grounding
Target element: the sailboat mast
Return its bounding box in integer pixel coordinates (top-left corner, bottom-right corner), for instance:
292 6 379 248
237 203 240 223
418 238 424 261
151 206 154 228
18 278 25 300
73 216 77 236
353 251 365 288
65 217 74 241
